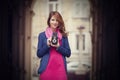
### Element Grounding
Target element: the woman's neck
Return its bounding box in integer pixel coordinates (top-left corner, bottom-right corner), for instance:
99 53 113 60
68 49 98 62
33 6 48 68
51 27 57 32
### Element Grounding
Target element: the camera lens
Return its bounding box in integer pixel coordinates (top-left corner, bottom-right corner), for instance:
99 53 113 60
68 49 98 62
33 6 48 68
51 32 58 45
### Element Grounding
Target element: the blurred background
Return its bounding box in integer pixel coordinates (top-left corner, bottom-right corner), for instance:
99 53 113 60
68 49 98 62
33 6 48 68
1 0 120 80
31 0 92 80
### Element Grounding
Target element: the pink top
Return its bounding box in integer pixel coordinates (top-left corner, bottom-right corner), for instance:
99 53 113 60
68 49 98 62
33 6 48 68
40 27 67 80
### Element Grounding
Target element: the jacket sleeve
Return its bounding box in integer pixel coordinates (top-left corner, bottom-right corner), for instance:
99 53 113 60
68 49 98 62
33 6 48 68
37 33 50 58
56 37 71 57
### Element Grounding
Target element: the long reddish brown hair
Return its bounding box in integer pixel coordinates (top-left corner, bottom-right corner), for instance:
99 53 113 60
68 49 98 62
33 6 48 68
47 11 67 37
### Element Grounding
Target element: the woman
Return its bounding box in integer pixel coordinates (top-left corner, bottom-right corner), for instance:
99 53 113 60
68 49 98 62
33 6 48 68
37 11 71 80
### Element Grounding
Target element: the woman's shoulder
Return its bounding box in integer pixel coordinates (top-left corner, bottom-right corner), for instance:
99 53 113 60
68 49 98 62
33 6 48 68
39 31 45 35
62 36 68 40
62 35 68 38
38 31 46 38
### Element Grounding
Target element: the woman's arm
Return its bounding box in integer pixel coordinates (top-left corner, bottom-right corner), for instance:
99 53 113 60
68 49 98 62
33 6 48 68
37 33 50 58
56 37 71 57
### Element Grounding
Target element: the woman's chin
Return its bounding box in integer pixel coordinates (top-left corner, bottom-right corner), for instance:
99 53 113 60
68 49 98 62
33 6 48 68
53 26 58 29
51 25 58 29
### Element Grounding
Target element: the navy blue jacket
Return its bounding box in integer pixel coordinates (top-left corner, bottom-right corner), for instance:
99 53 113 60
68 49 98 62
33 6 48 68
37 32 71 74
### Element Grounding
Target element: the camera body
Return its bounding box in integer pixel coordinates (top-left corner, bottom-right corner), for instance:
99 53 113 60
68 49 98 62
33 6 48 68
51 32 58 45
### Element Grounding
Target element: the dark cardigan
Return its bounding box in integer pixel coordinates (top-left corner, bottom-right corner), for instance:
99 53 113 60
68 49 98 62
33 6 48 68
37 32 71 74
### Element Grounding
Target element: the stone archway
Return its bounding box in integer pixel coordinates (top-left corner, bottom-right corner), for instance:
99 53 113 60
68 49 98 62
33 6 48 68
24 0 99 80
10 0 104 80
23 0 36 80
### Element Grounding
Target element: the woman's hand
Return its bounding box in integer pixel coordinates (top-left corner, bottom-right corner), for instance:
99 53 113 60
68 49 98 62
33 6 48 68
47 37 52 46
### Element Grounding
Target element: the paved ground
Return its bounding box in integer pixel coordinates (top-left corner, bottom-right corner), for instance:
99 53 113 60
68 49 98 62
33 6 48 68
32 72 90 80
67 72 90 80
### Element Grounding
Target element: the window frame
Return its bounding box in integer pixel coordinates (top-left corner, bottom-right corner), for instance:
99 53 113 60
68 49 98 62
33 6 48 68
47 0 61 15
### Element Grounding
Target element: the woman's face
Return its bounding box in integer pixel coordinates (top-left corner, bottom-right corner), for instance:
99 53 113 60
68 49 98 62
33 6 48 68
50 15 59 29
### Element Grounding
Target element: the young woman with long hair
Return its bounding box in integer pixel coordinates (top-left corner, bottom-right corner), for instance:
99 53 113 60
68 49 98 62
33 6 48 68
37 11 71 80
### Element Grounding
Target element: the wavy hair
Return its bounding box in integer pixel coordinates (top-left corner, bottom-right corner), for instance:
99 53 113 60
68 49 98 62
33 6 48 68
47 11 67 37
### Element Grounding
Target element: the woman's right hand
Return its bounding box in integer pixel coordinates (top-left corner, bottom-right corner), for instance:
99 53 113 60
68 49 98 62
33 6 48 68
47 37 52 46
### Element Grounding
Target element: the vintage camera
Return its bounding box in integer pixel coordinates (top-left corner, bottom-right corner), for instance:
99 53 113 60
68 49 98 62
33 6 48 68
51 32 58 45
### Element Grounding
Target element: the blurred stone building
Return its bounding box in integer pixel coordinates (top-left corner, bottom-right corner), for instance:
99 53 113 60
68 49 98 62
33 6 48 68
31 0 92 79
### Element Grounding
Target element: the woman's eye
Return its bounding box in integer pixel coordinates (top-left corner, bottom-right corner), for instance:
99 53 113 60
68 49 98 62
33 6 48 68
51 19 55 21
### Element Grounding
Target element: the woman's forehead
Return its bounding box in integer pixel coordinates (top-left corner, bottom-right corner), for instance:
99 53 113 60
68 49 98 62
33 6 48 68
51 15 57 19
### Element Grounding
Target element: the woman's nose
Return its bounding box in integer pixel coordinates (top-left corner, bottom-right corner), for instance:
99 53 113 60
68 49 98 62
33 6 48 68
55 20 58 23
53 21 57 24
